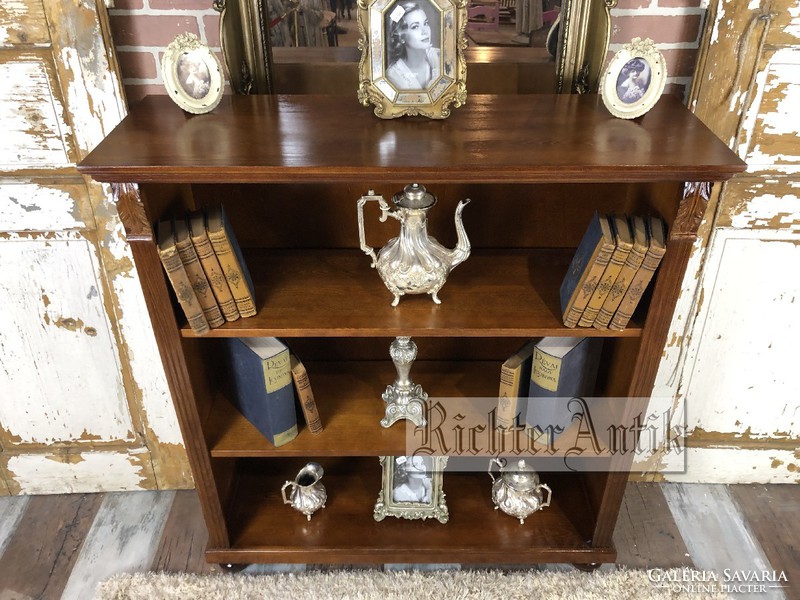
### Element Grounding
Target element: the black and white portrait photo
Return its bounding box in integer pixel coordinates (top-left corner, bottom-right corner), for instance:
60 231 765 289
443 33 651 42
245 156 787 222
384 0 442 90
391 455 433 504
177 53 211 100
615 57 651 105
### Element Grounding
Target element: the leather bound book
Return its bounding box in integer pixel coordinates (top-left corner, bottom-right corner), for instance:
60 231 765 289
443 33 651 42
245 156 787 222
174 217 225 328
496 339 538 431
189 210 239 322
594 216 648 330
560 212 616 328
156 219 210 336
206 205 256 318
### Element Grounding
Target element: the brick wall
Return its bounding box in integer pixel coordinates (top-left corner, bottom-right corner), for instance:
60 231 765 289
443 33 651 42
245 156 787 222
109 0 707 103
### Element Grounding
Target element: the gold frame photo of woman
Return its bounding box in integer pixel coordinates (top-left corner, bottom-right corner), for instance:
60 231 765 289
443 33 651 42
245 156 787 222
357 0 467 119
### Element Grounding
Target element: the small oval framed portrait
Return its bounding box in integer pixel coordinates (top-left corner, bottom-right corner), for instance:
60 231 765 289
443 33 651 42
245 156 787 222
357 0 467 119
162 33 224 114
600 37 667 120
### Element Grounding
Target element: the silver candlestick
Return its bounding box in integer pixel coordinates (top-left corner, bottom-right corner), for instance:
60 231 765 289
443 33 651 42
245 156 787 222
381 336 428 428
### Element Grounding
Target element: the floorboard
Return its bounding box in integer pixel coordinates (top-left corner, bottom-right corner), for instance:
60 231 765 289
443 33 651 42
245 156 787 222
151 490 221 575
60 490 175 600
0 495 29 558
613 482 693 569
730 484 800 600
0 494 103 600
663 483 785 600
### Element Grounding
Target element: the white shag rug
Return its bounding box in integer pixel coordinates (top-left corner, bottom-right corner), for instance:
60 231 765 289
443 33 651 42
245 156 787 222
96 569 733 600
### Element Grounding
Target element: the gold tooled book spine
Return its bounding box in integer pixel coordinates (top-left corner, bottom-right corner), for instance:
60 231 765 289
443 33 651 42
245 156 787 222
207 228 257 318
563 243 615 328
158 244 210 335
595 241 648 329
578 239 633 327
175 233 225 328
290 356 323 434
609 247 666 331
190 228 239 322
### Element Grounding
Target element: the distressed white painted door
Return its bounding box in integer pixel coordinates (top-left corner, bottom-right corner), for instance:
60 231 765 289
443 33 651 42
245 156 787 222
646 1 800 483
0 0 191 493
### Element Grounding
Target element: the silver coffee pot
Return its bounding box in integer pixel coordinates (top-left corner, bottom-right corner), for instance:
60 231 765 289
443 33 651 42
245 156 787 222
488 458 552 524
357 183 470 306
281 462 327 521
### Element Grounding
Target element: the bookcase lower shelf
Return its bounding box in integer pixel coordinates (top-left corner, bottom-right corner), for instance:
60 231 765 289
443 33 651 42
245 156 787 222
208 457 616 565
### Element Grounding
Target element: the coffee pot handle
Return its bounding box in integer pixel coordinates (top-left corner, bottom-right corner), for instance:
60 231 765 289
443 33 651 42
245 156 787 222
488 457 506 483
539 483 552 508
357 191 392 268
281 480 296 505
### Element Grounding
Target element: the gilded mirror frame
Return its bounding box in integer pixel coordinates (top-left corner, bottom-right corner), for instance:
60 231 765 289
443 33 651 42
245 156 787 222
216 0 614 96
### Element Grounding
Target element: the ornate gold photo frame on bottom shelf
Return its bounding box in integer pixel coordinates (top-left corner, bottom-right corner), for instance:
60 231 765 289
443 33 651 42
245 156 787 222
357 0 467 119
374 456 449 522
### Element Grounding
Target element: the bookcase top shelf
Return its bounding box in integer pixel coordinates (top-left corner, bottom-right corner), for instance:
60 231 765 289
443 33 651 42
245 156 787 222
78 94 745 185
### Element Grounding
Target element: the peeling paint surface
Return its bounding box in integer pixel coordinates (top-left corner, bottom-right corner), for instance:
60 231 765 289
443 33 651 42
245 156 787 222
0 0 50 47
0 181 88 231
679 231 800 438
4 449 154 494
659 447 800 483
0 236 135 445
1 58 72 169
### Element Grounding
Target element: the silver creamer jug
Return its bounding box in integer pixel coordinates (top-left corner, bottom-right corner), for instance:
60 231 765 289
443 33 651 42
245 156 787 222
281 462 327 521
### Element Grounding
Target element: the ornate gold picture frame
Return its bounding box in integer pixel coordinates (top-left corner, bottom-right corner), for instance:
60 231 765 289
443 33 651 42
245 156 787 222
357 0 467 119
374 456 449 522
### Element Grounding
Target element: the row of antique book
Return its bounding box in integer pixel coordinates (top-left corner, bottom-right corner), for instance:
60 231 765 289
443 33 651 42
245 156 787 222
156 206 257 335
560 213 667 330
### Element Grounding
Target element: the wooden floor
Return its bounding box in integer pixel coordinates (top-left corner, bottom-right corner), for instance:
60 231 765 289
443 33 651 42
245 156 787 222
0 483 797 599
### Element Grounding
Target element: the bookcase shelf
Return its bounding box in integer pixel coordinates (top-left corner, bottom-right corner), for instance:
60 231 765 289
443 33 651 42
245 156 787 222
214 457 613 565
181 250 644 339
78 92 744 567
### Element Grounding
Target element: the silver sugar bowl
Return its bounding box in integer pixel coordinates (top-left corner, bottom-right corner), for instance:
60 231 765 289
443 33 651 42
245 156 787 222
488 458 552 524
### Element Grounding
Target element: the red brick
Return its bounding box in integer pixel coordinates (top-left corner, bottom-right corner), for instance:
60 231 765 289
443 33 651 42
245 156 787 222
615 0 652 8
116 51 158 80
149 0 214 9
612 14 702 44
204 14 221 47
661 48 698 78
659 0 702 7
124 84 167 107
109 0 144 9
109 14 200 47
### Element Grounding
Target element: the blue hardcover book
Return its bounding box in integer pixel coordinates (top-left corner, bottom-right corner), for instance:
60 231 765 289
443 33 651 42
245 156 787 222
225 337 298 446
560 212 616 327
525 336 603 432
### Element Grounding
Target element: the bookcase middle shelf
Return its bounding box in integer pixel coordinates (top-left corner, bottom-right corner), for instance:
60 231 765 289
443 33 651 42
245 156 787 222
179 249 646 338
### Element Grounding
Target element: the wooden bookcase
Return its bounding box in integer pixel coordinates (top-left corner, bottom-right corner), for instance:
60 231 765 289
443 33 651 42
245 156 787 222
78 94 744 566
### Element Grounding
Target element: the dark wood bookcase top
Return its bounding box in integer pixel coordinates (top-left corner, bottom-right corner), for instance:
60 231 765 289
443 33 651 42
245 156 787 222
78 94 744 566
78 94 745 184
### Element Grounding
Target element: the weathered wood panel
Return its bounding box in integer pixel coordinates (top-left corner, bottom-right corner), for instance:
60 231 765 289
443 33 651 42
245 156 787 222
717 178 800 231
0 234 136 445
0 0 49 47
739 48 800 175
0 52 73 169
3 449 156 494
660 447 800 484
679 231 800 440
0 181 90 231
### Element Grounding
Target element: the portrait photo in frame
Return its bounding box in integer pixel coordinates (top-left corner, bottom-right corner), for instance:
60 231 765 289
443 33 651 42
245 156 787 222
600 37 667 120
374 455 449 522
162 33 225 115
357 0 467 119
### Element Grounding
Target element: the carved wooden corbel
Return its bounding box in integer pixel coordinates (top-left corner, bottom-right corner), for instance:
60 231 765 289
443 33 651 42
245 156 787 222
672 181 712 240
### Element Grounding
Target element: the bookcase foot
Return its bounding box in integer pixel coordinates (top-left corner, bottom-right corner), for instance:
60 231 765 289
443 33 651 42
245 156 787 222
572 562 602 572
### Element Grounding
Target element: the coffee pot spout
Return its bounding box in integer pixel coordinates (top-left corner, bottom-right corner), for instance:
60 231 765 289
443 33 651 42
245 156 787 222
446 199 471 269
